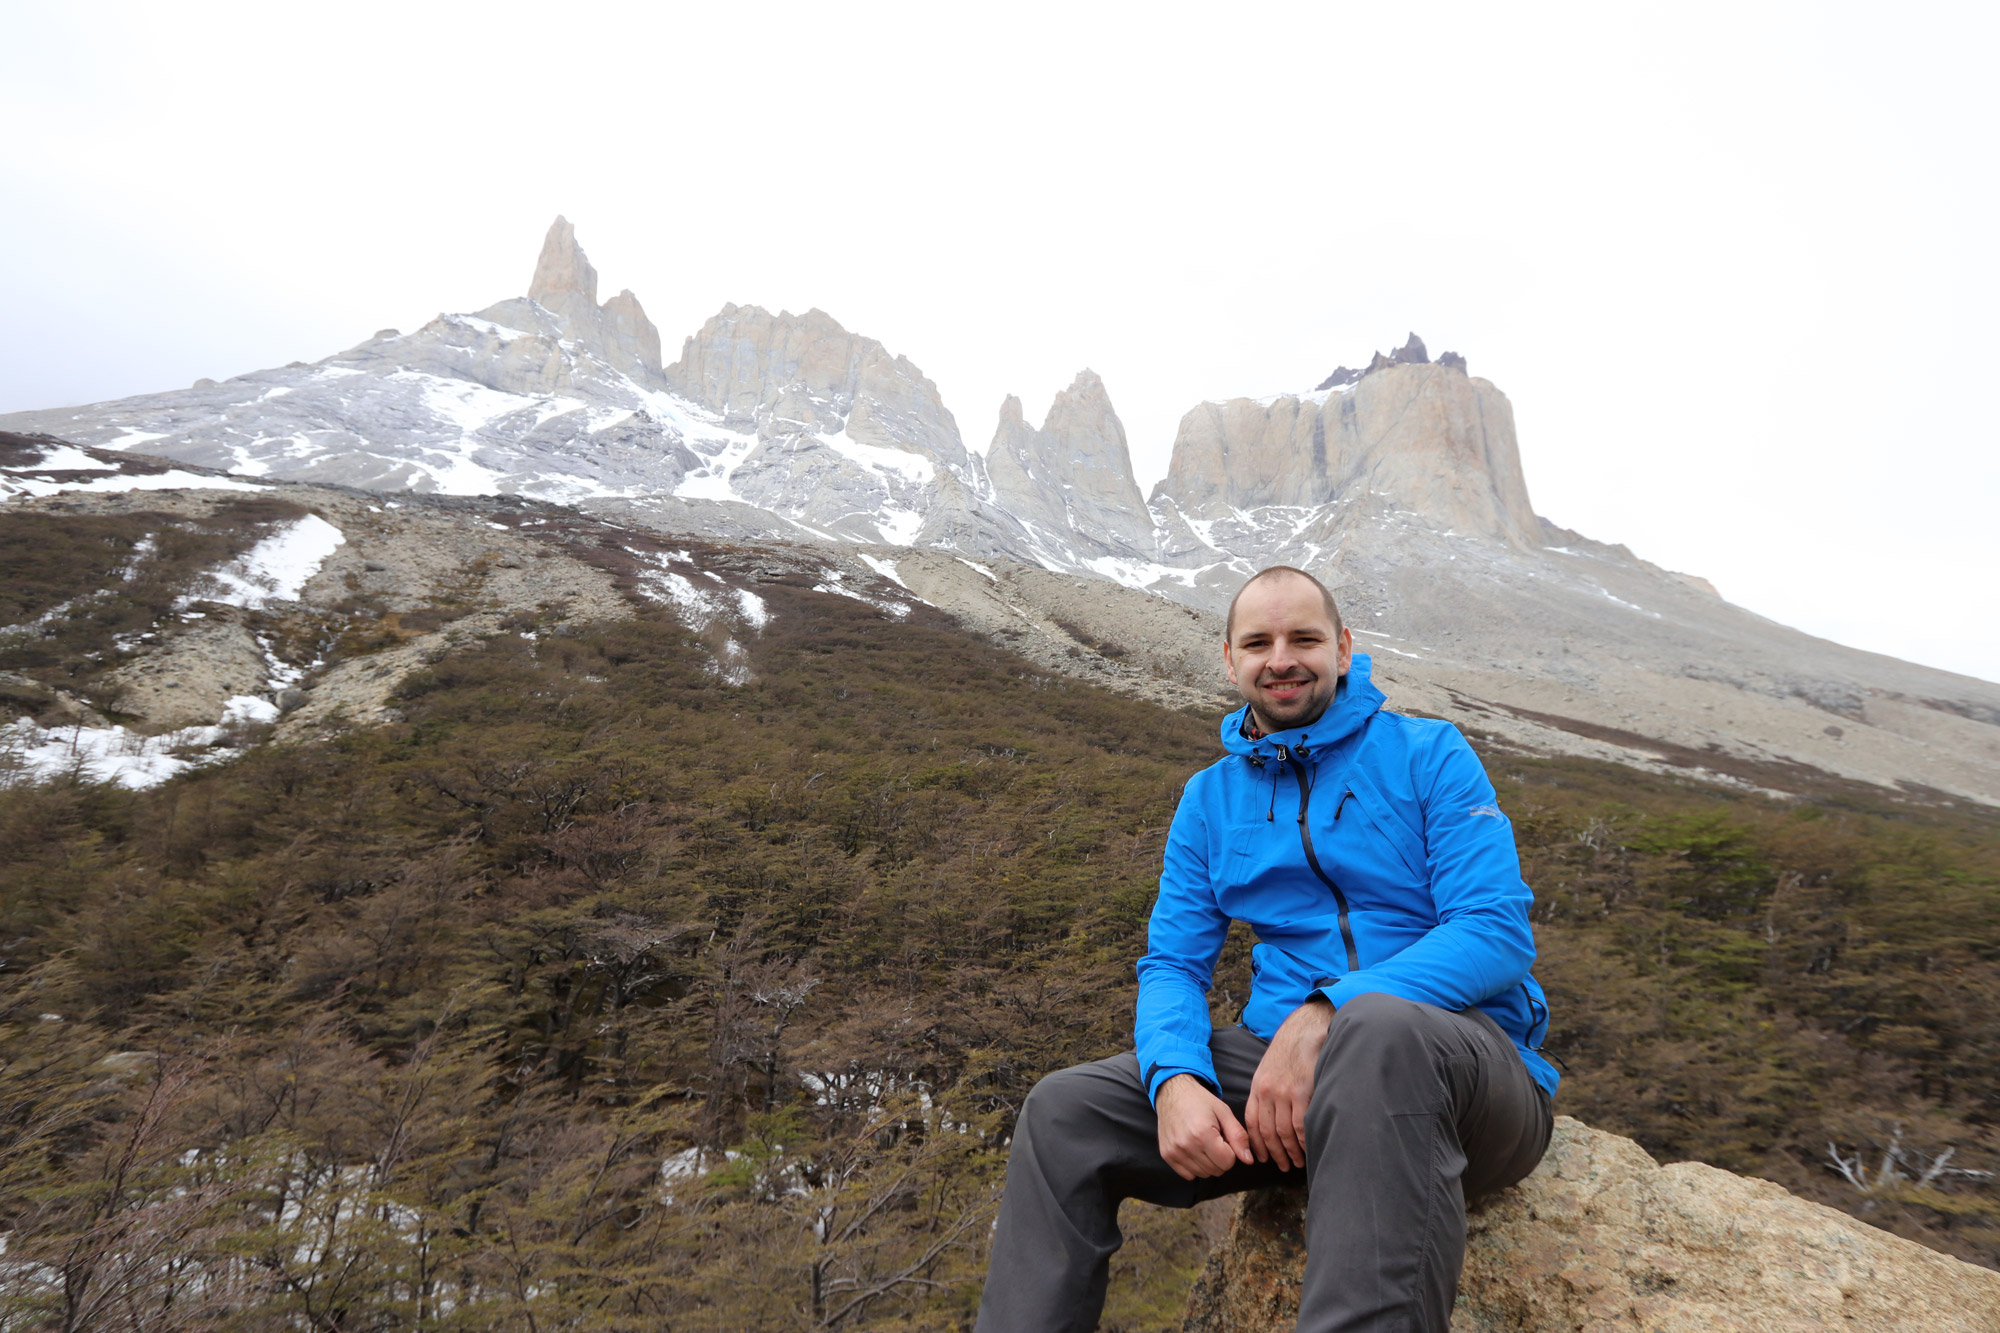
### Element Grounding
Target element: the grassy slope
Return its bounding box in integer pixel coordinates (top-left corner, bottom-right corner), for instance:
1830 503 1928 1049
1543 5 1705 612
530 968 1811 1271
1 538 1996 1329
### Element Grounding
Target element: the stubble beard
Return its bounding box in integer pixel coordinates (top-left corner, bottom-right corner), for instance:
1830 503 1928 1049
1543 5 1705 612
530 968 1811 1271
1249 673 1335 734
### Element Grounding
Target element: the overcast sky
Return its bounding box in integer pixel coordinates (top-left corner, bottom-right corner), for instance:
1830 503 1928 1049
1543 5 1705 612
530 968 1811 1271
4 1 1995 681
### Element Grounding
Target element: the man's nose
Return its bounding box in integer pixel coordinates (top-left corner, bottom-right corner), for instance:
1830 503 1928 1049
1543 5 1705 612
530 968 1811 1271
1267 637 1297 670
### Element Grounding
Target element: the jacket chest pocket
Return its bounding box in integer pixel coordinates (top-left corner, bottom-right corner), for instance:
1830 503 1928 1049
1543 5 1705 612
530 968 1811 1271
1335 775 1429 888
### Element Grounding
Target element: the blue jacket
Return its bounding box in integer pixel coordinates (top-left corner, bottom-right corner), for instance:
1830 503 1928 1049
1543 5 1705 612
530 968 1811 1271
1135 654 1558 1102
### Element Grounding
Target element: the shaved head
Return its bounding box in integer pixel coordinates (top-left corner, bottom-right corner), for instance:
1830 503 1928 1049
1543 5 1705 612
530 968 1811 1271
1226 566 1344 643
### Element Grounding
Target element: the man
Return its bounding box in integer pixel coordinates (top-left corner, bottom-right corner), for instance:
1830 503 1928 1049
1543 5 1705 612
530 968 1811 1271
976 566 1556 1333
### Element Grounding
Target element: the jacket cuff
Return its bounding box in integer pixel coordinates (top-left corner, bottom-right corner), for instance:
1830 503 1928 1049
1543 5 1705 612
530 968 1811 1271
1143 1061 1219 1106
1318 973 1391 1009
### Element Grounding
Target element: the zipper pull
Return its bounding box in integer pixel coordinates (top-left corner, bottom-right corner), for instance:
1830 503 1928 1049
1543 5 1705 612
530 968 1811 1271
1335 789 1354 821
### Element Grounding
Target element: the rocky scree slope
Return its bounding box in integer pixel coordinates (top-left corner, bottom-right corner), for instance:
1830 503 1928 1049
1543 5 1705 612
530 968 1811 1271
4 221 1996 804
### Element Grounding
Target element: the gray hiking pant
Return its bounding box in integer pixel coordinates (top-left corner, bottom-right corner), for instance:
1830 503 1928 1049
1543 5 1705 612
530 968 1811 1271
974 992 1553 1333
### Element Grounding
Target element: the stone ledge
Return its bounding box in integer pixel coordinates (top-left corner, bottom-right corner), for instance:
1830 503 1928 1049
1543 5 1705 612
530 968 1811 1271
1182 1116 2000 1332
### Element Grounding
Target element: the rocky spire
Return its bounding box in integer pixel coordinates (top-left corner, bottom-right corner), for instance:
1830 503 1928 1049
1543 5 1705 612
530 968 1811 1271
528 216 598 310
1318 333 1435 392
498 217 662 380
601 289 663 379
986 370 1152 559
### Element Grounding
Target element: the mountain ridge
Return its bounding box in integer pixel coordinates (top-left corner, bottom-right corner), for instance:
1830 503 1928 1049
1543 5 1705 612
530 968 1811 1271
3 217 1994 804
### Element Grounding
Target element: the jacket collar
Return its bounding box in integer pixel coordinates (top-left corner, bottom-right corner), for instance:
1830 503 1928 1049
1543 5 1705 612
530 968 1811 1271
1219 653 1384 760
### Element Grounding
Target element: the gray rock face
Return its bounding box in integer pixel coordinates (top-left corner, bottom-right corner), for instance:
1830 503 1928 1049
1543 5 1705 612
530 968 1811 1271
1145 361 1542 614
657 302 1035 549
986 371 1153 566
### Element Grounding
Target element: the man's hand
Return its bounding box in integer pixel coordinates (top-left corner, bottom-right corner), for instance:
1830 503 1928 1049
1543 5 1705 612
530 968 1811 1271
1155 1074 1254 1181
1245 995 1334 1172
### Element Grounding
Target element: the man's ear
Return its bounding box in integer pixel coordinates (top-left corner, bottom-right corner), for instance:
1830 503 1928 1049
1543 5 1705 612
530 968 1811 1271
1222 636 1238 688
1337 625 1353 673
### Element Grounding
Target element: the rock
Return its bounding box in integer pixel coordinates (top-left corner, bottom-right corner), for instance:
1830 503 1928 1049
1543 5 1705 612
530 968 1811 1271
1438 350 1468 373
600 289 663 378
665 304 967 467
985 370 1153 560
528 215 599 310
1152 362 1541 550
659 302 1020 548
373 329 400 341
522 216 663 380
0 671 107 727
1351 333 1431 384
1181 1117 2000 1333
90 1050 160 1082
105 614 271 729
1671 570 1722 598
1313 366 1362 392
1391 331 1430 365
192 377 217 389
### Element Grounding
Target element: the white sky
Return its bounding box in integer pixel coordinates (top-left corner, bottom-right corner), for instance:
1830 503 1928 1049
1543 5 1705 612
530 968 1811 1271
4 1 1995 682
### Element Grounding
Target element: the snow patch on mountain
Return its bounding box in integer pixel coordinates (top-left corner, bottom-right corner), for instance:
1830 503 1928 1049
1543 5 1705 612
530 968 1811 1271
188 514 345 609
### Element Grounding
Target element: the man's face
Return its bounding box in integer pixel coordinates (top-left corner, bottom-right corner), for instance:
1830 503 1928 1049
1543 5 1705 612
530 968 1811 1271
1223 575 1353 734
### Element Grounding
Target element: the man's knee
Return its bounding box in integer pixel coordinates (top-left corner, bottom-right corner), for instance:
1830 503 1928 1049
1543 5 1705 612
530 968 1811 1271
1315 993 1449 1109
1017 1059 1130 1146
1328 991 1434 1048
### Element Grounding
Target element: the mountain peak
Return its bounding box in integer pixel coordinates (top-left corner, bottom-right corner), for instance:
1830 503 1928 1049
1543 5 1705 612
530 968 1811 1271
528 216 598 308
1157 341 1538 547
986 370 1150 560
1043 368 1125 449
1317 333 1436 392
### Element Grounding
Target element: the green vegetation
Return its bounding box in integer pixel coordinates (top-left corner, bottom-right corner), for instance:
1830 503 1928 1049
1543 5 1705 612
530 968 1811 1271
1506 756 2000 1258
1 549 1996 1328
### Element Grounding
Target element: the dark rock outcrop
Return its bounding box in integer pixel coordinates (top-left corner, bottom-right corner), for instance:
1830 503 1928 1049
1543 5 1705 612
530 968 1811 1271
1391 331 1430 365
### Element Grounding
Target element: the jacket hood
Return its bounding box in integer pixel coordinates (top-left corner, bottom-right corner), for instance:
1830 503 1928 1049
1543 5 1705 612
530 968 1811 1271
1220 653 1385 760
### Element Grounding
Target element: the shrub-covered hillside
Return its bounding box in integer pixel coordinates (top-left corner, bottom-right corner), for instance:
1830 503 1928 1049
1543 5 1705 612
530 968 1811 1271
2 552 1997 1330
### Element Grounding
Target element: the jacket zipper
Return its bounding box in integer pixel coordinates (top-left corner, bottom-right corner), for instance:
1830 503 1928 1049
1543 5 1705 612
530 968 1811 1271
1279 745 1361 972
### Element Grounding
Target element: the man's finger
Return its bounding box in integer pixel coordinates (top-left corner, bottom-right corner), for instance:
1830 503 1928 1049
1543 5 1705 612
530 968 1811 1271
1199 1126 1235 1175
1269 1101 1297 1172
1273 1089 1305 1171
1266 1081 1298 1169
1243 1091 1268 1163
1219 1104 1254 1166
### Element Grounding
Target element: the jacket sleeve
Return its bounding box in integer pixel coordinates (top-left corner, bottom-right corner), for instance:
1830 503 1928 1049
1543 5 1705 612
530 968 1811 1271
1134 782 1230 1104
1320 726 1535 1012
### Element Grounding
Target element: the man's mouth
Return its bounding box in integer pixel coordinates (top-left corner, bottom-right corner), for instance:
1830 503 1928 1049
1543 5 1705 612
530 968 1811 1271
1261 676 1312 700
